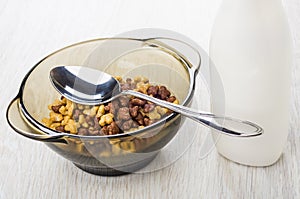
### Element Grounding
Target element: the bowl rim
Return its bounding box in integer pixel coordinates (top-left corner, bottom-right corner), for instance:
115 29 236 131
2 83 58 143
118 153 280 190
16 37 201 139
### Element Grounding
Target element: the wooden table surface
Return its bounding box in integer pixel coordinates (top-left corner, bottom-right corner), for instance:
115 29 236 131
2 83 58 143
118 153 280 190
0 0 299 198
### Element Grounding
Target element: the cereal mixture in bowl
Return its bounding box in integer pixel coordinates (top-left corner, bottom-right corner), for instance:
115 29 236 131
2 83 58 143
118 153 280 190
42 76 179 136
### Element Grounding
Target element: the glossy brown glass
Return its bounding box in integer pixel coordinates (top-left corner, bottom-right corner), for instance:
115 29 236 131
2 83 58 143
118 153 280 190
6 37 200 175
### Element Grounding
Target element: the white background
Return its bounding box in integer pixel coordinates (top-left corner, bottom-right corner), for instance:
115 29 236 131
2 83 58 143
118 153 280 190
0 0 299 198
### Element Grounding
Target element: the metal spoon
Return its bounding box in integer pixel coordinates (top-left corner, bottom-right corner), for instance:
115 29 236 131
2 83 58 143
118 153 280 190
50 66 263 137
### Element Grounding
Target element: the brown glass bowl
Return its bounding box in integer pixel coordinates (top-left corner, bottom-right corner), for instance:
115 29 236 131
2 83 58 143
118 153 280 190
6 37 200 176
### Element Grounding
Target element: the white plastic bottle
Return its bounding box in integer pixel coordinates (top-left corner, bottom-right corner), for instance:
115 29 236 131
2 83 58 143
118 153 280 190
209 0 292 166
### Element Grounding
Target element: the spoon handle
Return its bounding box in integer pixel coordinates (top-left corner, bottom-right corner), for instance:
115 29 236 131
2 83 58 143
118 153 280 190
124 90 263 137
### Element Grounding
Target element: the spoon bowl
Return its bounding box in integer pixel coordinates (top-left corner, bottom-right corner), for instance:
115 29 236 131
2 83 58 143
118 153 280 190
50 66 263 137
50 65 120 104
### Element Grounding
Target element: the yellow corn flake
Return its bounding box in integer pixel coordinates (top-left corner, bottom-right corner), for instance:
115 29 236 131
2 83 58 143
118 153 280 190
138 126 145 129
109 139 121 145
75 143 85 152
78 114 85 124
136 82 150 94
64 119 77 134
91 106 99 115
58 105 65 114
47 105 52 111
134 76 141 82
134 76 148 83
75 123 81 129
114 76 122 82
53 99 63 106
61 116 70 126
96 105 105 118
140 76 149 83
99 151 110 157
50 122 61 129
83 106 98 117
65 124 76 134
67 106 73 116
147 109 161 120
77 104 84 110
111 144 122 154
50 112 63 122
105 113 114 124
119 141 135 152
83 109 90 116
156 106 168 116
61 97 67 104
65 99 73 108
99 113 114 127
82 122 89 128
42 118 51 127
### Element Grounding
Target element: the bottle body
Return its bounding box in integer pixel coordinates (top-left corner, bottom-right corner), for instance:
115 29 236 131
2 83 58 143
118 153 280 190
209 0 292 166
